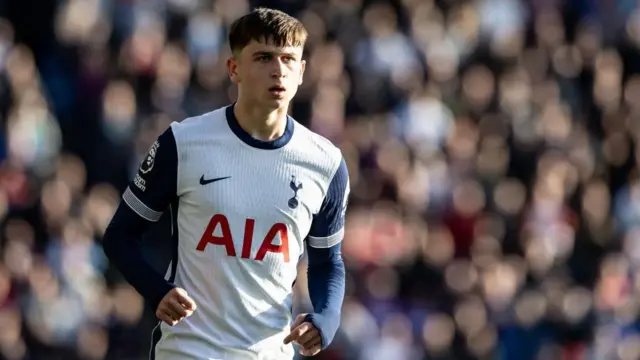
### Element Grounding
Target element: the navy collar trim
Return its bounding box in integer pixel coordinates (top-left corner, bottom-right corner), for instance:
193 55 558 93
225 104 294 150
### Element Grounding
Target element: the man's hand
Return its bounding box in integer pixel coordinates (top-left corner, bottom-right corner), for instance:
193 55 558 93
283 313 322 357
156 287 197 326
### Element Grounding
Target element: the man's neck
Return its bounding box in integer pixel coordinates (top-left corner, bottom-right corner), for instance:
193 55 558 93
233 98 289 141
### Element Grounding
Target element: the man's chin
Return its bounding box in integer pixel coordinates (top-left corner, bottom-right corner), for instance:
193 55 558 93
263 96 290 109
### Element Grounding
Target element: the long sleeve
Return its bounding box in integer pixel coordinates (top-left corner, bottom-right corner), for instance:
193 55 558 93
102 126 179 312
304 157 350 349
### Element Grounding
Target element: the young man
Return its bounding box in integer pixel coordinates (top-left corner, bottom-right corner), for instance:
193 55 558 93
102 7 349 360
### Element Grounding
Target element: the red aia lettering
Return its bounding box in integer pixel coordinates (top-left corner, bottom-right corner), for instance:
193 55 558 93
196 214 289 262
241 218 255 259
196 214 235 256
256 223 289 263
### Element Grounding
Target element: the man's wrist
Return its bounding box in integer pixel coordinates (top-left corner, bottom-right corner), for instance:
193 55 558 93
304 312 340 350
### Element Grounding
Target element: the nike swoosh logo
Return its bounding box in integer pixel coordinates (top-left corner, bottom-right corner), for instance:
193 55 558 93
199 175 231 185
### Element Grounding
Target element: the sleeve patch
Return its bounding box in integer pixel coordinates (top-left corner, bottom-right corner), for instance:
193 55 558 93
140 140 160 175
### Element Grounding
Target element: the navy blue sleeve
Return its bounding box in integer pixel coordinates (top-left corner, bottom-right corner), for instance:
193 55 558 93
304 243 346 350
307 158 350 248
102 127 178 312
121 128 177 221
303 157 349 350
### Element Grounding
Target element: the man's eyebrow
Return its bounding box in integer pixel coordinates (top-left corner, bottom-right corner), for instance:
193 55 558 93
251 51 298 58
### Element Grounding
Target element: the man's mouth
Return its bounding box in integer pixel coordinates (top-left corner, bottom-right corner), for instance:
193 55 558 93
269 85 286 93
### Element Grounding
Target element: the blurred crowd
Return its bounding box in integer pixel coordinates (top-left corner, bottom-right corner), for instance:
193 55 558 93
2 0 640 359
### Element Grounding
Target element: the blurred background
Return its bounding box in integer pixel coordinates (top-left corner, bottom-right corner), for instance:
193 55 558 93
2 0 640 359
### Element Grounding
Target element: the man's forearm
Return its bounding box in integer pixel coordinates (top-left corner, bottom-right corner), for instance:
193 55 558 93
103 204 176 311
305 244 346 349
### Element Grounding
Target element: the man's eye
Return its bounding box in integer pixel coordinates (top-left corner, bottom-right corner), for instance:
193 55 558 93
259 55 271 62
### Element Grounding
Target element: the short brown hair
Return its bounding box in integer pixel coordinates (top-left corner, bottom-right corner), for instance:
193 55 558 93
228 8 308 54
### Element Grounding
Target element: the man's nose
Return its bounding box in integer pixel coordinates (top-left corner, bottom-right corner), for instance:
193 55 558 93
270 59 287 78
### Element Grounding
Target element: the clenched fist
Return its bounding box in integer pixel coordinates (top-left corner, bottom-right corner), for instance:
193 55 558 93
156 287 197 326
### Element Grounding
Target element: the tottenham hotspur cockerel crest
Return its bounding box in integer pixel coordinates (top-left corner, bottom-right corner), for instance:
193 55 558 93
288 175 303 209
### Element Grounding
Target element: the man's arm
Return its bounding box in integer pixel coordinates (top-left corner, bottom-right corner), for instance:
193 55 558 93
285 157 349 354
102 126 179 312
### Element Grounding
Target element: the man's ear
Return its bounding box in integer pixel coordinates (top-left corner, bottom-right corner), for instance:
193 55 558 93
227 56 240 84
299 59 306 85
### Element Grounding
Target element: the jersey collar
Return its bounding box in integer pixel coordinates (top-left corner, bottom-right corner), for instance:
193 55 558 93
225 104 294 150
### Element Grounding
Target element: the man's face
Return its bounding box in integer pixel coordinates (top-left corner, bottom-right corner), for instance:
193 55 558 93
228 39 306 109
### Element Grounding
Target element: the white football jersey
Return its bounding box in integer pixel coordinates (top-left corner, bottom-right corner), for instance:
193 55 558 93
122 105 349 360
